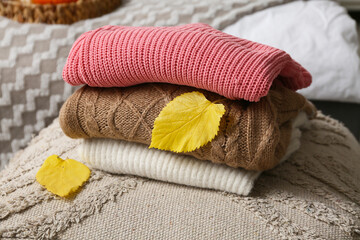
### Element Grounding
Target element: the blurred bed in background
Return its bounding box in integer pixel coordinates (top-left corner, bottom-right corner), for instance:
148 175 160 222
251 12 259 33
0 0 359 169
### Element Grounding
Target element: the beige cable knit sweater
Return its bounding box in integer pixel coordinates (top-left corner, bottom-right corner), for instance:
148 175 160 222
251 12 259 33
59 83 316 171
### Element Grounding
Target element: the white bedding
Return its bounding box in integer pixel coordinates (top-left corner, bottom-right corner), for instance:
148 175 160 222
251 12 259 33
224 0 360 103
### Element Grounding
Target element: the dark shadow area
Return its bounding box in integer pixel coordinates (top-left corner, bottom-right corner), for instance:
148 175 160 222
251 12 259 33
312 100 360 141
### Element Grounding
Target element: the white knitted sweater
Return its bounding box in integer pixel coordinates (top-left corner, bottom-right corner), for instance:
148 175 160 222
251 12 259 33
79 112 308 196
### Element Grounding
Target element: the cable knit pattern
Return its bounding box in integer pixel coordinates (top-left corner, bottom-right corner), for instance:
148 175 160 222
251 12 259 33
59 83 316 171
79 113 305 196
62 23 311 101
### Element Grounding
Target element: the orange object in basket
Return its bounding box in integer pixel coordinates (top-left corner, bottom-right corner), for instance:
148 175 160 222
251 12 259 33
31 0 78 4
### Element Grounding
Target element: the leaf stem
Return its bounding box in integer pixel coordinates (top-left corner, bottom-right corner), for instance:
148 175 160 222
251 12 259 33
212 98 227 104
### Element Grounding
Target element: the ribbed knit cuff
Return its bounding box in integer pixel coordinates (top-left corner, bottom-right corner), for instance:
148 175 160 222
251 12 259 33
79 138 261 196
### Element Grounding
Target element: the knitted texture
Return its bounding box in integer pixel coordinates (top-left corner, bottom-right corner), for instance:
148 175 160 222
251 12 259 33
62 23 312 102
59 83 316 171
79 112 306 196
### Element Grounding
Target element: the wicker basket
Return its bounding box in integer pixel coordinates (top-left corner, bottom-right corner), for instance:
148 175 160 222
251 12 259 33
0 0 122 24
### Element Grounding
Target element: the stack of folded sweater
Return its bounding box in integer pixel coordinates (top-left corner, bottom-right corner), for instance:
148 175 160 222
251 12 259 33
59 23 316 196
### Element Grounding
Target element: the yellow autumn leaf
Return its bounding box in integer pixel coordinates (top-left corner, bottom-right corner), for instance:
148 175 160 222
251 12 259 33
149 91 225 153
36 155 91 197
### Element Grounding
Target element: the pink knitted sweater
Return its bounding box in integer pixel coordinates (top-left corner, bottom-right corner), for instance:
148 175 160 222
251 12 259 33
63 23 311 101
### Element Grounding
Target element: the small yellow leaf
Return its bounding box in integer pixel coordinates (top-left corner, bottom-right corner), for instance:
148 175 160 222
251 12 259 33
150 91 225 153
36 155 91 197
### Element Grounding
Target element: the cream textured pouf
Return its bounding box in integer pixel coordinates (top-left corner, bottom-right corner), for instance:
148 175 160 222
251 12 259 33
0 112 359 239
